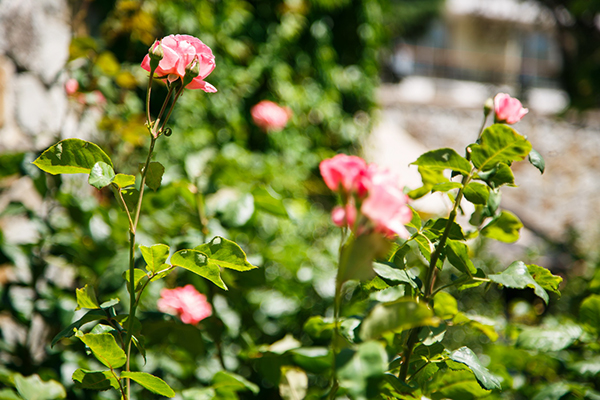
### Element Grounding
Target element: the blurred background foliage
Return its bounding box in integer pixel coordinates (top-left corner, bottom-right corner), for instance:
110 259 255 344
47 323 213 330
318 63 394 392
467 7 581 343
2 0 600 399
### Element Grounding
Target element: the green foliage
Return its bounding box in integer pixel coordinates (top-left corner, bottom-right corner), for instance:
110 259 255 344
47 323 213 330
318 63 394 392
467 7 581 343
359 299 438 340
120 372 175 397
72 369 120 391
449 347 501 390
470 124 532 171
32 139 113 175
489 261 549 304
75 330 126 369
194 236 258 272
75 284 100 310
481 210 523 243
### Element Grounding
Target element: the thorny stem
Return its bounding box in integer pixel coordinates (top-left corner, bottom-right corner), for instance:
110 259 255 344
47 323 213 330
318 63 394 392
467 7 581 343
159 84 185 134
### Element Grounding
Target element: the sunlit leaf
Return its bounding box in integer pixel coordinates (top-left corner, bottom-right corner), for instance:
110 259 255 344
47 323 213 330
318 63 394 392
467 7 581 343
445 240 477 276
33 139 113 175
290 347 331 374
303 316 334 341
72 369 119 391
528 148 545 174
527 264 562 296
360 299 438 340
517 324 582 351
212 371 259 395
412 148 472 175
432 182 463 193
279 367 308 400
14 374 66 400
140 244 170 274
51 310 107 347
141 162 164 191
122 268 149 293
408 167 448 200
433 292 458 320
75 330 126 369
450 347 501 390
463 182 489 205
121 372 174 398
489 261 549 304
88 162 115 189
481 210 523 243
470 124 531 171
171 249 227 290
194 236 257 272
112 174 136 188
373 262 419 289
75 284 100 311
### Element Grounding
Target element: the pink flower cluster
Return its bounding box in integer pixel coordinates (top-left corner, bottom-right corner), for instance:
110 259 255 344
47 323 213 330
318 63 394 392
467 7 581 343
251 100 291 131
157 284 212 325
141 34 216 93
320 154 412 238
494 93 528 124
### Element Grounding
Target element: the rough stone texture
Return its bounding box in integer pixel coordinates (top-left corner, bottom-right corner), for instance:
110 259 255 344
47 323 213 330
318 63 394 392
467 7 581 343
373 82 600 259
0 0 71 85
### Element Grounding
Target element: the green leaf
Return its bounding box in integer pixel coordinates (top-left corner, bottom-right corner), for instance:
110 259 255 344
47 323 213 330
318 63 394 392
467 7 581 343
412 148 472 175
428 369 493 399
72 369 119 391
121 372 174 398
194 236 257 272
580 295 600 333
463 182 489 205
171 249 227 290
450 347 501 390
470 124 532 171
75 330 126 369
425 218 466 241
337 341 388 399
14 374 66 400
478 162 516 189
279 366 308 400
140 244 170 274
481 210 523 243
121 188 140 212
433 292 458 320
51 309 108 347
112 174 136 188
373 262 419 289
527 264 562 296
337 234 391 285
33 139 113 175
303 316 334 341
252 185 288 217
531 383 570 400
528 149 545 174
517 324 582 351
0 388 21 400
409 167 448 199
75 284 100 311
489 261 549 304
360 299 438 341
445 240 477 276
290 347 332 374
432 182 463 193
88 162 115 189
141 161 164 191
122 268 149 293
0 152 24 178
212 371 260 395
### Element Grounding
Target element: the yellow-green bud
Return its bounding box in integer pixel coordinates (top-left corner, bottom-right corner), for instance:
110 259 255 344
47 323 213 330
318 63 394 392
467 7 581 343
483 97 494 117
183 58 200 87
149 40 164 71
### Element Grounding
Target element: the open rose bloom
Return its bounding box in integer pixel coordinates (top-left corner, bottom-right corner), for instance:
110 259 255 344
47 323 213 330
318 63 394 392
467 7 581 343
320 154 412 239
141 34 217 93
157 284 212 325
251 100 291 131
494 93 528 124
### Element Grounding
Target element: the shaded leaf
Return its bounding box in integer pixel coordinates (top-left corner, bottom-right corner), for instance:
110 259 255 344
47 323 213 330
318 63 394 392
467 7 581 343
528 149 545 174
88 162 115 189
33 139 113 175
412 148 472 175
195 236 257 272
75 330 126 369
433 292 458 320
470 124 532 171
51 310 108 347
290 347 332 374
463 182 489 205
141 162 164 191
489 261 549 304
75 284 100 311
425 218 466 241
445 240 477 276
373 262 419 289
212 371 260 395
72 369 119 391
481 211 523 243
476 163 515 189
338 234 391 285
253 185 288 217
121 372 174 398
450 347 501 390
580 295 600 333
429 369 492 399
432 182 463 193
171 249 227 290
337 341 388 399
360 299 438 340
140 244 170 274
303 316 334 341
123 269 149 293
408 167 448 200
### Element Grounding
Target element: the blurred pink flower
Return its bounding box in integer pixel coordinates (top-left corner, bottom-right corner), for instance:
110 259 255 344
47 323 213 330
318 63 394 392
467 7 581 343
494 93 528 124
141 34 216 93
65 78 79 95
320 154 412 239
319 154 369 196
251 100 291 131
157 284 212 325
361 167 412 239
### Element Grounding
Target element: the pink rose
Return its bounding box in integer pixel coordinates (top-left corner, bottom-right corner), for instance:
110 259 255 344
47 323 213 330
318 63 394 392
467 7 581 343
141 34 217 93
360 168 412 239
157 284 212 325
65 78 79 95
331 203 357 229
494 93 528 124
319 154 369 195
251 100 291 131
